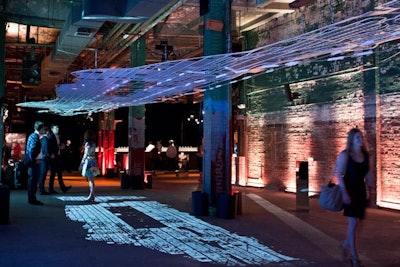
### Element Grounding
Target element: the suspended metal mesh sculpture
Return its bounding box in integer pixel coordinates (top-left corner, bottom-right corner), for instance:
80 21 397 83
17 0 400 116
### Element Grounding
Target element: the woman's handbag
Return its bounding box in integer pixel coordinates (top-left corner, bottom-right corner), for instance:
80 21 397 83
319 181 343 211
319 155 347 212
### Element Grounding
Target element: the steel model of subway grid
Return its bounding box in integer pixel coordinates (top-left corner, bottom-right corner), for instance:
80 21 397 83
17 0 400 116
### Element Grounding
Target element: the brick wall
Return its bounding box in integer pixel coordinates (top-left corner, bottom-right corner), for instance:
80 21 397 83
246 77 365 194
241 0 400 210
378 93 400 205
249 0 388 49
246 80 400 209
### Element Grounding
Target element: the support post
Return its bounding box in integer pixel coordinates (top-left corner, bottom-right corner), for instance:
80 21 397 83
127 36 146 189
202 0 233 217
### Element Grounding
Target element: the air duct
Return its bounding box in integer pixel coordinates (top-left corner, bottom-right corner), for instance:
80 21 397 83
40 0 173 93
40 2 103 89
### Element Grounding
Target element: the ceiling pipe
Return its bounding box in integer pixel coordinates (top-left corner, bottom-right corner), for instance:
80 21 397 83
82 23 131 68
96 0 186 67
94 23 134 67
99 23 130 49
103 23 132 50
112 23 142 50
73 1 186 69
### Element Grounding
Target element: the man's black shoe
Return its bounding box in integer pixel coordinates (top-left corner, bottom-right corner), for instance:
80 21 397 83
49 190 59 194
29 200 44 205
62 186 72 193
40 191 50 195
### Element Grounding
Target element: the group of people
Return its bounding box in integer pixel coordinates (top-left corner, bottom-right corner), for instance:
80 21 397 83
145 139 204 174
145 139 179 172
24 122 71 205
24 121 99 205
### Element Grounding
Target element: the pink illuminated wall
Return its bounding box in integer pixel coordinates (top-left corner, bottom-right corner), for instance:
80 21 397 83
245 70 400 210
240 0 400 210
376 93 400 210
246 80 367 195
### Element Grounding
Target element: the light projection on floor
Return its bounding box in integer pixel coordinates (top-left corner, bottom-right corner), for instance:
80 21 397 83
58 196 300 266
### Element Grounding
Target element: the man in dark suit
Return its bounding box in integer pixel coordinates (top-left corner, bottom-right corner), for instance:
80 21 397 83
47 124 71 193
38 126 50 195
25 121 45 205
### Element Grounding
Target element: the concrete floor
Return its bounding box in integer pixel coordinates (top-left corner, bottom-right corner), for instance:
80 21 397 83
0 171 399 267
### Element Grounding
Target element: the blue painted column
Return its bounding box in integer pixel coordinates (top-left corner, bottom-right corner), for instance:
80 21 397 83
128 37 146 186
202 0 233 207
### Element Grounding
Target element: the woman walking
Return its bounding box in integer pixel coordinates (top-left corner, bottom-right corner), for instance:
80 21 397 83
336 128 374 267
79 129 100 202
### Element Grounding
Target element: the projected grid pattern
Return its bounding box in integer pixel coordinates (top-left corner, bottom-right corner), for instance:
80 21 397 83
59 196 300 266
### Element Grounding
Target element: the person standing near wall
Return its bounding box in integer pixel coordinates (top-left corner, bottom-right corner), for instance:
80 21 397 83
336 128 374 267
156 140 163 170
24 121 45 205
166 140 177 171
62 139 73 172
38 126 50 195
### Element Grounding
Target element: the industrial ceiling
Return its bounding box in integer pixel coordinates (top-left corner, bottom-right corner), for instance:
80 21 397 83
16 0 400 116
2 0 296 107
6 0 400 117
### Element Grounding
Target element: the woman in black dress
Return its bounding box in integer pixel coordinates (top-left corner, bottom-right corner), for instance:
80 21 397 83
336 128 373 267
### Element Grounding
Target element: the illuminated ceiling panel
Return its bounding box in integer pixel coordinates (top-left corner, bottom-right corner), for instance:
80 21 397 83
17 0 400 116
